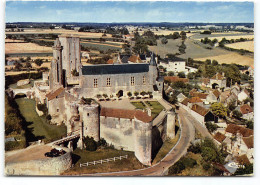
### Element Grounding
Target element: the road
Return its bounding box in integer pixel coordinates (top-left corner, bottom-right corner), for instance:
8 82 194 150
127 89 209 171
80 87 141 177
80 107 195 176
180 107 213 139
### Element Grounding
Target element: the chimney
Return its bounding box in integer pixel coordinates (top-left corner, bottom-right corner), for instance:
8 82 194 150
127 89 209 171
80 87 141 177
147 108 152 117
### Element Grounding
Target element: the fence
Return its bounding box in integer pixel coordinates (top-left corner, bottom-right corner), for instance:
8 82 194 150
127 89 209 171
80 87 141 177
80 155 128 167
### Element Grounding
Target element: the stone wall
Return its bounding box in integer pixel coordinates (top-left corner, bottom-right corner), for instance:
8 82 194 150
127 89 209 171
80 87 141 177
79 72 153 98
47 97 66 125
100 116 135 151
5 146 72 176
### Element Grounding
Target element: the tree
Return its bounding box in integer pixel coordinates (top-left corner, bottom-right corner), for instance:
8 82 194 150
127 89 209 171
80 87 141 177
205 59 211 65
168 71 175 76
83 136 97 151
180 31 187 40
172 32 180 39
134 91 139 96
26 56 31 62
205 122 218 133
14 62 22 71
140 91 146 96
212 60 218 66
178 41 186 54
25 62 32 70
168 94 177 104
127 92 132 97
71 69 79 76
210 103 227 118
187 72 194 79
161 37 168 58
232 110 242 119
34 59 43 67
178 72 186 78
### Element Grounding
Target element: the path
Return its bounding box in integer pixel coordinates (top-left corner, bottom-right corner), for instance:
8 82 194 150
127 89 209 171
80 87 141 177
79 107 195 176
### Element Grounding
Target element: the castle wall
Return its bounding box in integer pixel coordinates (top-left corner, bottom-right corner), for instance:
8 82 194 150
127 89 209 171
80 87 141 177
79 72 153 98
100 116 135 151
47 97 66 125
5 146 72 176
134 119 152 166
79 104 100 141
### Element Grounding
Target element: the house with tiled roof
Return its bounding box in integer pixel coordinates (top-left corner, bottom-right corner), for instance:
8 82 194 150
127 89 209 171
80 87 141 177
206 90 220 103
238 89 250 102
210 72 227 89
225 124 253 138
214 132 231 146
190 104 218 125
159 57 186 73
236 103 254 120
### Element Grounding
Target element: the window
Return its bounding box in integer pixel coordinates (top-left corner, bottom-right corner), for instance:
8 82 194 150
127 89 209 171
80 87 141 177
107 78 111 87
94 79 98 88
87 113 90 116
57 108 59 112
131 77 135 86
142 76 146 84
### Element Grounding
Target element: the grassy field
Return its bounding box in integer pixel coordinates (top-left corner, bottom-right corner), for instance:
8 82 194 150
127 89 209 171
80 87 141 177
15 98 67 143
225 41 254 52
149 37 254 66
190 32 254 40
131 101 146 109
62 148 145 175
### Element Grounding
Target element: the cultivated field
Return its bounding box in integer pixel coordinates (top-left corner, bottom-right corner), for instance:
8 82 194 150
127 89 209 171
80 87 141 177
5 42 52 54
194 52 254 66
191 32 254 41
149 38 254 66
7 28 113 38
225 41 254 52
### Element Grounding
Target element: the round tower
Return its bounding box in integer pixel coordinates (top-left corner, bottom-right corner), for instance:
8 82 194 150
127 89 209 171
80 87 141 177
81 104 100 141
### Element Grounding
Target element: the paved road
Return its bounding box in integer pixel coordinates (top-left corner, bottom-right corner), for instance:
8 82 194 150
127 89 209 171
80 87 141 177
80 107 195 176
179 107 213 139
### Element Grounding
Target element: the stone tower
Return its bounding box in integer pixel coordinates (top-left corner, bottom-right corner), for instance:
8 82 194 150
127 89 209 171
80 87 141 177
58 35 81 78
149 52 158 85
50 38 63 89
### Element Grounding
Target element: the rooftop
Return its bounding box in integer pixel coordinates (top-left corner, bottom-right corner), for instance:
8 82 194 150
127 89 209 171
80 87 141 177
226 124 253 137
240 104 253 114
242 135 254 149
214 132 226 143
191 104 209 116
82 63 149 75
46 87 64 101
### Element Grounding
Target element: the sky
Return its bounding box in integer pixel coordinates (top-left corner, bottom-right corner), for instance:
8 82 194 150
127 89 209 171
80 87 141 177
5 1 254 23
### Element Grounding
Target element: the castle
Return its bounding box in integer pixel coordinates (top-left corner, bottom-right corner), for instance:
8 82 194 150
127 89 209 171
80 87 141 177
42 35 176 165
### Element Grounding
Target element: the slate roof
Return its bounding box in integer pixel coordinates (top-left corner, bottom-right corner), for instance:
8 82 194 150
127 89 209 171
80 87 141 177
82 63 149 75
100 107 153 123
46 87 64 101
226 124 253 137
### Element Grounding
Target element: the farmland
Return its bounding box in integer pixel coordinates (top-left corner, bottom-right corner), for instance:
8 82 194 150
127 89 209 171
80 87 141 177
5 42 52 54
225 41 254 52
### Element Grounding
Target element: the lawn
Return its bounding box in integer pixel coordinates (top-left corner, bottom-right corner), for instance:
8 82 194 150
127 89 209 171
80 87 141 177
131 101 164 119
145 101 164 119
15 98 67 143
131 101 146 109
62 148 145 175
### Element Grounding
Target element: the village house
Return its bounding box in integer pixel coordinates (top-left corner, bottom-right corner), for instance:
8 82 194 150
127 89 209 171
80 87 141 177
210 72 227 89
238 89 250 102
159 57 186 73
190 104 218 125
206 89 220 104
236 104 254 121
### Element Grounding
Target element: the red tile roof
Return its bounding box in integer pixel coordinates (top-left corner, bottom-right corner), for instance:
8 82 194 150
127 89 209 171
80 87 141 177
107 59 114 64
181 98 189 106
164 76 189 83
191 104 209 116
100 108 153 123
211 73 224 80
236 155 250 165
213 90 221 98
214 132 226 143
128 55 141 63
192 92 208 99
240 104 253 114
242 135 254 149
226 124 253 137
46 87 64 101
189 97 203 103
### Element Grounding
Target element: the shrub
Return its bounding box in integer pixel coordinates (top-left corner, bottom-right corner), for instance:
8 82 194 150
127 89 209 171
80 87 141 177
205 122 218 133
127 92 132 97
46 114 52 120
97 138 107 147
134 91 139 96
83 136 97 151
188 142 201 154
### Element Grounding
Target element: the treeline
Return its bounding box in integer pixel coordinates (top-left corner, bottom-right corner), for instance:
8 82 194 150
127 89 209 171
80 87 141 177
5 94 27 151
5 72 42 89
